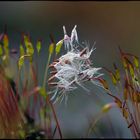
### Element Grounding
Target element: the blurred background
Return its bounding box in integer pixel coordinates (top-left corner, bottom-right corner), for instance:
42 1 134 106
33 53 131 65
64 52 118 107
0 1 140 138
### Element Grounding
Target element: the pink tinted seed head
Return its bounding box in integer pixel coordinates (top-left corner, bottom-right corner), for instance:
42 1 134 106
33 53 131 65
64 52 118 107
48 26 103 104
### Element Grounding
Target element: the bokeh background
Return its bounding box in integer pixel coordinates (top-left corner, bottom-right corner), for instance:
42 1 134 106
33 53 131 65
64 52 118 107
0 1 140 138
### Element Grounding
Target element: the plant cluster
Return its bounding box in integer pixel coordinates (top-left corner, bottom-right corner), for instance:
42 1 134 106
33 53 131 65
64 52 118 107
0 25 139 139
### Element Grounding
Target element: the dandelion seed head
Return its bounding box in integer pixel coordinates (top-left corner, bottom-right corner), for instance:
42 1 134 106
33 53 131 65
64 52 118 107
49 25 103 104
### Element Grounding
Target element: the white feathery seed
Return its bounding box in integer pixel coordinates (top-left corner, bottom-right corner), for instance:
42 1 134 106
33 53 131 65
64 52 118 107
48 25 103 104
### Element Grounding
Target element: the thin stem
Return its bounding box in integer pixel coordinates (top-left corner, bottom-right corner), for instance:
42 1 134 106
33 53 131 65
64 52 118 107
42 52 62 138
87 111 104 137
46 96 62 139
43 54 51 88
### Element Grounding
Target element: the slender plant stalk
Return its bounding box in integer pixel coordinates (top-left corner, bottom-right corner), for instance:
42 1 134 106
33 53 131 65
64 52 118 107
42 52 62 139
